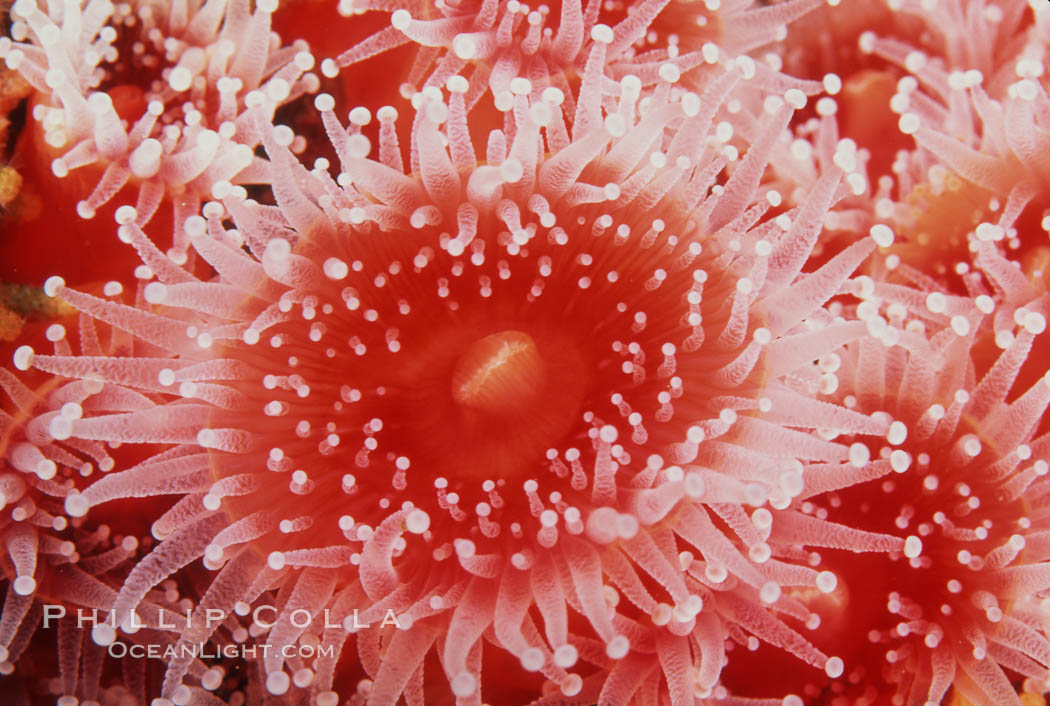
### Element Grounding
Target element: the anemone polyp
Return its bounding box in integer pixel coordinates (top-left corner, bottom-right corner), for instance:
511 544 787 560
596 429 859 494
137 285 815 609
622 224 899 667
1 339 156 703
2 0 1050 703
10 36 890 701
332 0 827 113
450 329 547 413
0 0 319 258
333 0 603 102
769 247 1050 705
850 4 1050 265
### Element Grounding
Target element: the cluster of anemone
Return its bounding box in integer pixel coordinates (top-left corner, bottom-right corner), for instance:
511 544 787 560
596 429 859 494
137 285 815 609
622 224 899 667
783 242 1050 703
0 0 319 259
0 0 1048 705
1 319 188 704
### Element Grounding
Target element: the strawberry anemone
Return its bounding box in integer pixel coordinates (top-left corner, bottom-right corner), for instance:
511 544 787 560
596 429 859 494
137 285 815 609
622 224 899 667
330 0 827 119
0 318 190 705
856 0 1033 98
0 0 319 261
643 0 826 61
858 4 1050 267
332 0 663 116
761 244 1050 705
17 45 893 703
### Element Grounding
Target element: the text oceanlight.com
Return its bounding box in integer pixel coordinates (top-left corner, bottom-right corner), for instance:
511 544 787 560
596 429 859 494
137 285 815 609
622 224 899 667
107 642 336 660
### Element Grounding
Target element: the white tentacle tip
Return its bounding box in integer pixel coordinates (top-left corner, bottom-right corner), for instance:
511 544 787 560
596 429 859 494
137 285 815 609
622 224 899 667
76 200 96 219
12 345 34 370
265 671 290 695
450 672 476 698
43 275 65 297
605 634 630 659
12 576 35 596
91 623 116 646
405 509 430 534
65 493 89 517
590 24 613 44
314 93 335 112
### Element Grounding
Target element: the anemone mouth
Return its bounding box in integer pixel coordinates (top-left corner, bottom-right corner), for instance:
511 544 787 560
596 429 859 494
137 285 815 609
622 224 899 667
97 10 176 89
34 3 184 126
398 323 589 484
451 330 545 411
